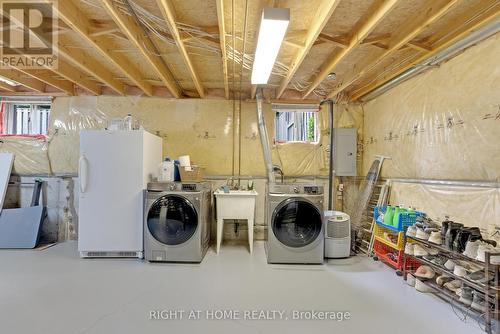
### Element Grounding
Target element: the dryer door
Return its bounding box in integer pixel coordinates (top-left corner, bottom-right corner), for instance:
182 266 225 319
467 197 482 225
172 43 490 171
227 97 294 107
147 195 198 245
272 198 322 248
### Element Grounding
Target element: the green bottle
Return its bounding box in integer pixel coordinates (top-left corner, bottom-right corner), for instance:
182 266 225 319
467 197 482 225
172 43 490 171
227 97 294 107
384 206 395 227
392 206 401 228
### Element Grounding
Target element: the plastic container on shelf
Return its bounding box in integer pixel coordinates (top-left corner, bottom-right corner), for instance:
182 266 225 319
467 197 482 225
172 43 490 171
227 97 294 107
373 239 421 271
373 223 405 250
374 206 421 232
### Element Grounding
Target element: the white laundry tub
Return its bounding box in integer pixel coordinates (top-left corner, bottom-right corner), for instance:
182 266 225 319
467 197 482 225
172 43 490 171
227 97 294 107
214 189 258 253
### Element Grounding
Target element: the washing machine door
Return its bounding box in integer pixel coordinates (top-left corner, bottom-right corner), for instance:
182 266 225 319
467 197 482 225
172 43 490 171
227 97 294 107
272 197 322 248
147 195 198 246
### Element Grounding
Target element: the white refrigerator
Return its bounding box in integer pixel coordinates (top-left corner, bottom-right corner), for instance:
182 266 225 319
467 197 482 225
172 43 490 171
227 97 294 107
78 130 162 258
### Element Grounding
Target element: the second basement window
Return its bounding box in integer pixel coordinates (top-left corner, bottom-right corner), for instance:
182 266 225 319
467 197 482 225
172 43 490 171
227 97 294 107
274 104 319 143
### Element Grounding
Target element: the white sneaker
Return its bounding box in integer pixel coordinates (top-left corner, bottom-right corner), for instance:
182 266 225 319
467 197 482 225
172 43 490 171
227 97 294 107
457 287 473 306
404 243 414 255
428 231 442 245
453 265 468 278
406 226 417 238
406 273 416 287
462 240 481 259
444 280 462 292
444 259 456 271
413 244 429 257
476 243 495 262
415 228 430 240
415 279 434 293
436 275 452 286
471 291 487 313
428 247 439 256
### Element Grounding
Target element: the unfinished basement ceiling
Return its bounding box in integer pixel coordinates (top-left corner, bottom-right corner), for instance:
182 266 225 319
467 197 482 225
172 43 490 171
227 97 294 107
0 0 498 101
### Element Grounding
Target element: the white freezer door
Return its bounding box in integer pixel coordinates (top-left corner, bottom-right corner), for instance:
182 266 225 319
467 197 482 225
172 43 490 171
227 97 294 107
78 131 144 252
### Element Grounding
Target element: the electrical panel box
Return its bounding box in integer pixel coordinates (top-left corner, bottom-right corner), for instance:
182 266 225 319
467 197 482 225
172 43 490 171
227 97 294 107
333 128 357 176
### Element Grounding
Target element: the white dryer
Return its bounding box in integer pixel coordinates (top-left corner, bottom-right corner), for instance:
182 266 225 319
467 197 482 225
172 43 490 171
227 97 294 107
266 184 324 264
144 182 211 262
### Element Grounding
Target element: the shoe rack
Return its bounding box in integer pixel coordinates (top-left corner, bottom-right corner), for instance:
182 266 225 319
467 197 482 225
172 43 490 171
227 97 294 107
403 235 500 334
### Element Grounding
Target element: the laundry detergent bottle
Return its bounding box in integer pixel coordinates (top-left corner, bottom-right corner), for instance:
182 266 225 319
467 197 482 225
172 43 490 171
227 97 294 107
384 206 395 227
392 206 401 228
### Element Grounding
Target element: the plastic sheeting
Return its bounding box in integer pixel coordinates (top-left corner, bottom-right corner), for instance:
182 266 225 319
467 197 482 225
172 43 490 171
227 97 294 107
389 181 500 239
362 33 500 182
52 96 107 134
45 96 362 177
3 92 362 176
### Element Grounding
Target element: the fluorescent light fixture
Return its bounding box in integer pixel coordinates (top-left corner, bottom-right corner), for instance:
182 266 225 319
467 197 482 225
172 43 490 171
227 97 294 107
0 76 18 86
251 8 290 85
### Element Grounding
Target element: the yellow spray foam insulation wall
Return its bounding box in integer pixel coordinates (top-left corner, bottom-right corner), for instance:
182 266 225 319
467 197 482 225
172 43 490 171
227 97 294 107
45 96 362 177
0 137 51 174
362 33 500 182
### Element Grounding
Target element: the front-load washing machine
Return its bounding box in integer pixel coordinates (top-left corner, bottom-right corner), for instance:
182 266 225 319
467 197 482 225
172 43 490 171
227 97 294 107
266 183 324 264
144 182 211 262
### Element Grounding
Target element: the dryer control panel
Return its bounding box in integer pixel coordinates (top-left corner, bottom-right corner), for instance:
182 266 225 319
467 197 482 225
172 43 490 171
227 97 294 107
269 184 324 195
304 186 319 194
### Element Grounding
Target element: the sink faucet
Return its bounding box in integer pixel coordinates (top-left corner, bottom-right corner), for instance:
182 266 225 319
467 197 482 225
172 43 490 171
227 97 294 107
226 177 240 190
226 177 233 188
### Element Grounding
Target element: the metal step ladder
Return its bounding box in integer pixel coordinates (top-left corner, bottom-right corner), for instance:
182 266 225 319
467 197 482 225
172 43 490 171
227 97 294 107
352 155 391 255
354 182 389 255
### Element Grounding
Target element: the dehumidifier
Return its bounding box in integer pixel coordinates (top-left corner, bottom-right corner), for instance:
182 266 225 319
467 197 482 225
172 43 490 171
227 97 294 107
324 211 351 258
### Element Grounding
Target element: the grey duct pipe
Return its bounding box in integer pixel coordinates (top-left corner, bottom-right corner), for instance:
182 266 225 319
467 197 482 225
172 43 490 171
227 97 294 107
320 99 335 211
256 88 276 184
360 20 500 102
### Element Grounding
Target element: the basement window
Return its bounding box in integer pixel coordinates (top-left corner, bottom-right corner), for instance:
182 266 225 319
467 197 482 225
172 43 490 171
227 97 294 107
0 101 51 136
273 104 319 143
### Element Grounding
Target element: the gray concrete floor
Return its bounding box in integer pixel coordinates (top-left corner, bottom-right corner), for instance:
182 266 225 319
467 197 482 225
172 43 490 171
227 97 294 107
0 241 485 334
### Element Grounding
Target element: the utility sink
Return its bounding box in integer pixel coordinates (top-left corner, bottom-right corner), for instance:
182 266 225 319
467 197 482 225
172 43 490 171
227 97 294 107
214 189 258 253
213 189 258 218
213 189 258 197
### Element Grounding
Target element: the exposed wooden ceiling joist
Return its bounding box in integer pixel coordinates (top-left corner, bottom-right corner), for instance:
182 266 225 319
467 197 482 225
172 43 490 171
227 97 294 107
276 0 341 99
15 68 74 95
0 69 46 93
54 0 154 96
327 0 460 99
216 0 229 99
1 3 125 96
0 81 16 92
302 0 400 99
57 39 127 95
406 41 433 52
361 33 391 45
50 61 101 95
99 0 182 98
350 0 500 101
318 33 349 48
156 0 205 98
